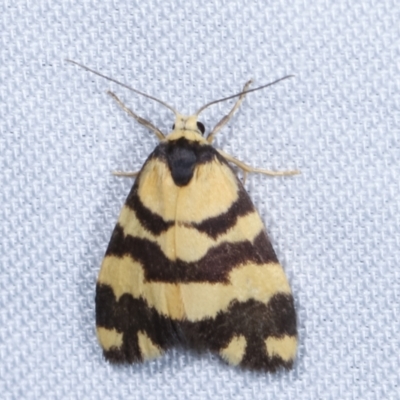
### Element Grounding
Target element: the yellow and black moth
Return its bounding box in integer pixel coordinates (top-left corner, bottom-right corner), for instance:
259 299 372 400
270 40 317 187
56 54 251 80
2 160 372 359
69 60 299 371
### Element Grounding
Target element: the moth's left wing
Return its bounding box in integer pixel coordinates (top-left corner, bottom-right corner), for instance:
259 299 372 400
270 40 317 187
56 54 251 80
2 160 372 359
168 155 298 371
95 151 182 363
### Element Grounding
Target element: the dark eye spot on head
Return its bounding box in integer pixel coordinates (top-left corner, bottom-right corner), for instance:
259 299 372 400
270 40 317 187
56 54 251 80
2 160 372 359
197 121 205 135
171 124 175 130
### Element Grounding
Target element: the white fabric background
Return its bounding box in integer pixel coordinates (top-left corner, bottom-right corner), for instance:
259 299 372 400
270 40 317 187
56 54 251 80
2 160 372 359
1 0 399 399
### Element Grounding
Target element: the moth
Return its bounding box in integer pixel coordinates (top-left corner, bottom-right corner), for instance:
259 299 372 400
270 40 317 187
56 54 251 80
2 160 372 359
68 60 298 371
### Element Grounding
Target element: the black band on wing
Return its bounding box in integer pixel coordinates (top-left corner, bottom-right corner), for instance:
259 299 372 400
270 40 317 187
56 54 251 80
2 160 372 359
125 183 174 236
190 186 255 239
105 224 278 283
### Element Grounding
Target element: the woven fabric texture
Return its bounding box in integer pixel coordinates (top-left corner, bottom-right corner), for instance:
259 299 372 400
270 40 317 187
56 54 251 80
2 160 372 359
1 0 399 399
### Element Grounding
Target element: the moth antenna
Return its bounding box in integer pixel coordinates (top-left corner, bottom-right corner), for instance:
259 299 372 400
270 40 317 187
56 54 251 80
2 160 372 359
66 59 178 116
195 75 294 116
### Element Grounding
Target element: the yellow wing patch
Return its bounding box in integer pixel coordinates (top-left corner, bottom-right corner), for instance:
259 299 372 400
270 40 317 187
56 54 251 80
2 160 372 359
265 335 297 362
137 159 178 221
179 262 291 321
137 331 163 360
97 327 123 351
220 335 247 366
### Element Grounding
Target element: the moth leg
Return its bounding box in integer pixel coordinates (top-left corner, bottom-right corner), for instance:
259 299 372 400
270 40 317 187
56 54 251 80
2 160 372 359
112 170 140 177
207 80 253 143
218 149 300 177
107 91 165 141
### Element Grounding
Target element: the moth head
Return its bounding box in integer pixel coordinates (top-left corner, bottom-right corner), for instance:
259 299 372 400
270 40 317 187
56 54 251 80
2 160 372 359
171 114 206 136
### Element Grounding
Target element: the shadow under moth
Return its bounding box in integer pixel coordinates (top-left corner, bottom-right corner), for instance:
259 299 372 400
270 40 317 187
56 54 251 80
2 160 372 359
69 60 298 372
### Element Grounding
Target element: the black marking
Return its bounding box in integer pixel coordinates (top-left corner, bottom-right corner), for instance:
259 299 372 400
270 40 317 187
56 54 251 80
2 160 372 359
166 138 216 186
125 183 174 236
105 225 278 283
197 121 205 135
191 185 255 239
96 284 297 371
